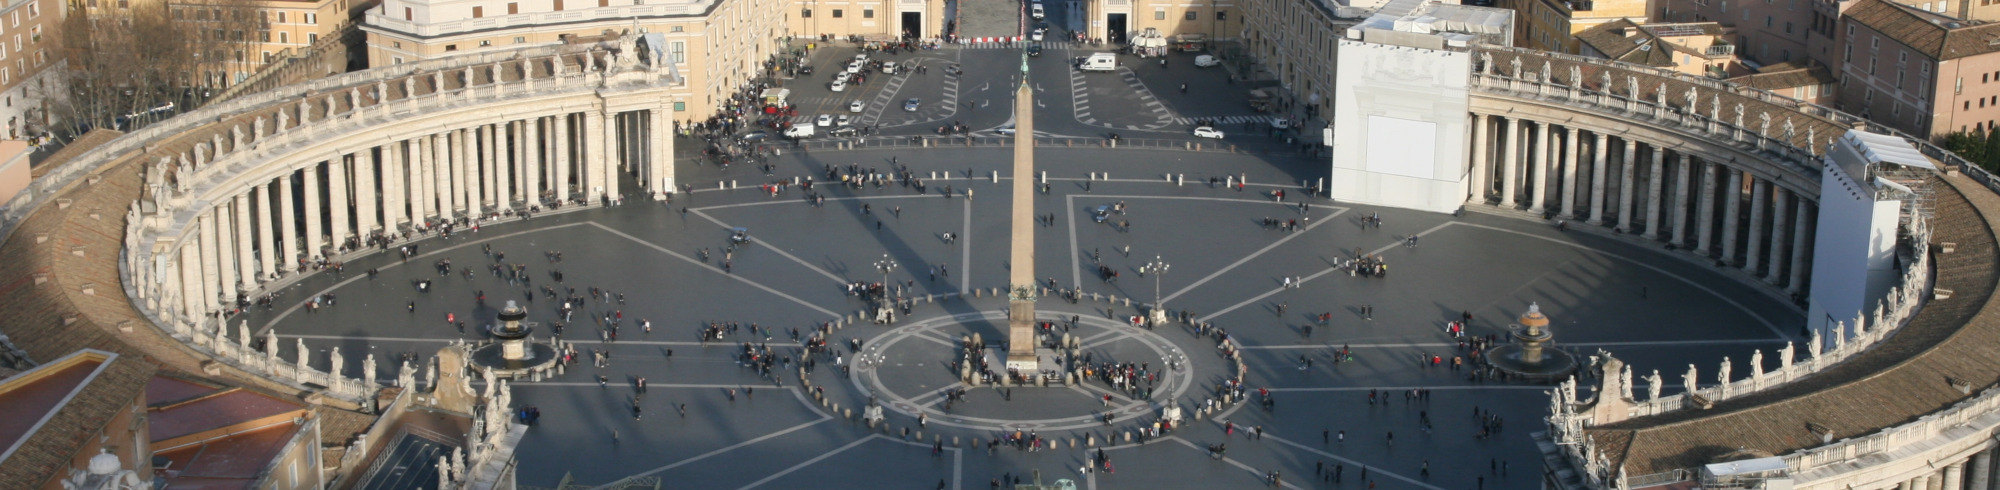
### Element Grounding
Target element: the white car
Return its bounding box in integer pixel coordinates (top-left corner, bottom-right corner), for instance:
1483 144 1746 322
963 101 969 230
1030 29 1045 41
1194 54 1220 67
994 125 1017 135
1031 4 1045 18
1193 126 1225 139
816 114 834 127
836 115 852 126
854 53 870 62
1271 118 1293 129
882 61 898 74
831 79 848 92
849 100 866 112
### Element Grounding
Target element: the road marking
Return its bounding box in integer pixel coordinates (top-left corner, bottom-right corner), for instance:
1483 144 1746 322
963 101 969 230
1160 206 1349 303
278 334 718 346
1237 337 1789 350
687 209 847 285
1067 194 1083 289
591 416 833 488
1166 437 1306 490
589 222 840 317
961 197 973 294
1196 222 1454 323
1257 433 1445 490
1259 385 1555 392
254 221 594 336
735 435 880 490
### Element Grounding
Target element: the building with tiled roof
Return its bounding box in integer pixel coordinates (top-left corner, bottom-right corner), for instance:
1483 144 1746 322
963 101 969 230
1728 60 1838 105
1838 0 2000 138
1574 20 1745 78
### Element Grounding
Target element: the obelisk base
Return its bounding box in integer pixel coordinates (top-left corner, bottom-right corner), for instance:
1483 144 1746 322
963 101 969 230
1005 299 1040 373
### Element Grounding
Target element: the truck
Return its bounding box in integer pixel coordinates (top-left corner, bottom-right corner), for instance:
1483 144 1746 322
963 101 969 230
1077 53 1117 72
783 125 815 139
1247 88 1275 112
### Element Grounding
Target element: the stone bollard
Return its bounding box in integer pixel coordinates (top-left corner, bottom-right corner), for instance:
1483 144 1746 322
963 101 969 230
1177 174 1184 186
930 171 938 179
1185 142 1192 150
1087 434 1096 446
731 180 738 189
954 436 960 446
1110 139 1117 148
975 289 983 298
1036 375 1046 387
845 408 852 418
1124 431 1133 443
1040 171 1047 184
992 171 999 183
720 181 727 189
1226 176 1234 188
1122 297 1131 307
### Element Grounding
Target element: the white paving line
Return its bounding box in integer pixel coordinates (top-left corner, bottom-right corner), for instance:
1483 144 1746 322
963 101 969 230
280 334 707 347
1237 337 1788 350
523 382 764 389
1450 222 1792 339
1165 437 1306 490
254 222 594 336
1077 330 1138 350
589 222 840 317
590 415 834 489
687 209 847 285
1161 207 1349 303
1258 432 1446 490
961 197 973 294
1067 194 1083 290
735 435 880 490
1260 385 1553 392
689 194 938 212
1197 222 1455 322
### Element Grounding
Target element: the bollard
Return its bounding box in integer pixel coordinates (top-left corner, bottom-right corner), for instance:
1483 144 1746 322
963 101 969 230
1122 297 1131 307
731 180 738 189
1040 171 1047 184
1087 434 1097 446
1124 431 1133 443
1185 142 1192 150
974 288 983 298
793 176 800 185
720 181 727 189
954 436 960 446
1225 176 1234 188
930 171 938 179
924 138 931 148
1110 139 1117 148
992 170 999 183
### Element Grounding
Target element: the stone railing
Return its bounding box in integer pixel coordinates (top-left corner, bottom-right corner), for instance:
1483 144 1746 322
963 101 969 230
365 0 715 38
100 41 676 406
1784 384 2000 474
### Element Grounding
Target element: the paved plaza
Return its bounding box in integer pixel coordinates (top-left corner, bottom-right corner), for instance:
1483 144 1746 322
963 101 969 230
234 44 1802 490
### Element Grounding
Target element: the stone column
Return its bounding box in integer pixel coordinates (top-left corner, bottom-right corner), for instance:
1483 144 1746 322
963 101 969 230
1530 121 1550 214
1912 473 1930 490
555 114 573 203
1721 168 1743 264
1470 114 1490 203
1946 461 1966 490
1560 126 1580 219
302 162 324 261
1644 146 1665 240
1968 450 1991 490
594 110 615 203
1589 132 1609 225
414 135 434 221
382 142 402 231
212 204 236 299
180 243 203 322
1746 179 1769 274
258 182 279 281
355 148 378 237
1787 200 1813 294
1673 154 1693 246
1695 162 1718 256
198 212 220 309
1617 138 1637 232
525 117 542 206
649 107 673 194
464 127 482 218
444 130 461 216
509 120 525 208
481 124 498 211
327 156 350 248
1765 187 1791 284
233 193 255 289
1501 117 1521 208
279 172 299 273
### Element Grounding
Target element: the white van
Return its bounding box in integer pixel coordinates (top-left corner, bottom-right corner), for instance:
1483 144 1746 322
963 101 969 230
1077 52 1117 72
1031 4 1045 18
881 61 898 74
783 125 816 138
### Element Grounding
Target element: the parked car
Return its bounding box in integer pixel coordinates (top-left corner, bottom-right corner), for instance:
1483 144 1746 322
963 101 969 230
783 125 816 138
799 65 816 75
836 115 852 126
739 130 773 142
831 79 848 92
1193 126 1225 139
995 125 1017 135
816 114 834 127
882 61 898 74
904 98 922 112
1194 54 1220 67
849 100 866 112
1030 29 1045 41
1027 45 1044 57
828 126 860 137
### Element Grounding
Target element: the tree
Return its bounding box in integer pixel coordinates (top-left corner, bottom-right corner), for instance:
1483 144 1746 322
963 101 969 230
46 0 263 142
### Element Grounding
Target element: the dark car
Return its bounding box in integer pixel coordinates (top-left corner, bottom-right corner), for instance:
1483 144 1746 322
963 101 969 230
739 130 773 142
827 127 860 137
1026 45 1043 57
799 65 815 75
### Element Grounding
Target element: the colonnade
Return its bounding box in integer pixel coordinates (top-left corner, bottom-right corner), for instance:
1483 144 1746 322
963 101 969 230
1467 113 1815 294
168 107 674 319
1884 447 2000 490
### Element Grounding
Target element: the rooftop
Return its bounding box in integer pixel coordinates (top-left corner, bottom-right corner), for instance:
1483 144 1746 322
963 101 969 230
0 350 113 460
1843 0 2000 60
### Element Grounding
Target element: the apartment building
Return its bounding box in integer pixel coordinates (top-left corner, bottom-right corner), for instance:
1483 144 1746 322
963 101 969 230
170 0 357 86
1837 0 2000 137
1083 0 1240 44
1653 0 1810 65
787 0 944 40
1508 0 1647 52
364 0 796 117
0 0 59 140
1573 20 1745 77
1240 0 1509 121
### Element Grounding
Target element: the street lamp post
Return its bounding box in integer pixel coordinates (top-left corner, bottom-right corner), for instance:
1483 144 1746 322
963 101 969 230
875 253 898 293
1140 255 1170 325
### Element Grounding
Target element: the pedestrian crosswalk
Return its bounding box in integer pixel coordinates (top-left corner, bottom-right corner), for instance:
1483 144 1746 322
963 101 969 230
1172 115 1283 126
958 41 1079 50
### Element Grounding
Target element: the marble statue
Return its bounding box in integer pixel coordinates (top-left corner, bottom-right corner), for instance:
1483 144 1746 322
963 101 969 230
238 321 251 348
1784 340 1800 372
1655 83 1666 106
1809 329 1823 359
1758 112 1772 138
1541 61 1552 81
1834 321 1848 350
1510 56 1522 77
398 360 414 388
254 117 266 137
1685 88 1697 111
1619 364 1634 400
1600 71 1612 92
295 338 308 371
329 346 344 378
1570 65 1583 87
1646 370 1662 401
265 329 278 362
364 354 378 388
1733 104 1745 128
1718 357 1732 386
1783 117 1796 141
1683 364 1698 396
1626 76 1639 99
1711 95 1721 121
1750 349 1765 380
615 33 640 68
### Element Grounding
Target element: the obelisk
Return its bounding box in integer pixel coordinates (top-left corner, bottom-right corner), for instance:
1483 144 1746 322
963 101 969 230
1004 54 1040 374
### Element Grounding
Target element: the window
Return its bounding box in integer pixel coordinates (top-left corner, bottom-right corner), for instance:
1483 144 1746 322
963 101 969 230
864 9 873 17
674 101 686 111
307 33 316 43
599 0 608 7
670 41 685 63
404 7 412 20
554 0 563 10
277 11 286 22
393 56 403 64
262 51 272 63
801 8 811 17
479 39 491 46
508 2 518 14
445 44 458 51
1185 11 1197 19
393 41 402 48
279 31 288 43
304 13 315 24
1217 11 1226 20
1156 10 1166 19
260 31 270 42
514 36 526 43
671 26 682 32
472 6 482 17
832 9 841 17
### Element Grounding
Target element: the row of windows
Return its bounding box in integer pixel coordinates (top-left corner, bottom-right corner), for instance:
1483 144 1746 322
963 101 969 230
801 8 870 18
1153 10 1224 20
